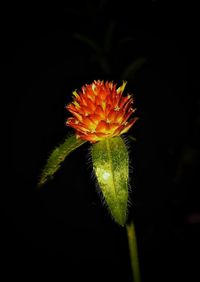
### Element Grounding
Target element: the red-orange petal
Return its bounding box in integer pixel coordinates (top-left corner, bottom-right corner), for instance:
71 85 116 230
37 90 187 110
95 105 105 118
96 120 109 132
120 117 139 134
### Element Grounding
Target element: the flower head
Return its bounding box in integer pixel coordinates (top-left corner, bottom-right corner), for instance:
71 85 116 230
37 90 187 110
66 80 138 142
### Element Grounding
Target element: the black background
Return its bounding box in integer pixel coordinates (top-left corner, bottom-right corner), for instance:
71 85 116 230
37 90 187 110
7 1 200 281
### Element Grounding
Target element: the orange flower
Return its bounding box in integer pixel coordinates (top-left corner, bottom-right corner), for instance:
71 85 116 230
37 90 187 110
66 80 138 143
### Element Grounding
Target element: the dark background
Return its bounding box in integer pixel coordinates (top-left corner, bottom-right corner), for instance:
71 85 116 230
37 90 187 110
6 0 200 281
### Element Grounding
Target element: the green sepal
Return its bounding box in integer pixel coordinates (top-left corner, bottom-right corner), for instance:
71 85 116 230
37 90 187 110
92 136 129 226
38 135 86 187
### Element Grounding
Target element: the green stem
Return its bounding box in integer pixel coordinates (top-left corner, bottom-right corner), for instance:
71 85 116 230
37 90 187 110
126 221 141 282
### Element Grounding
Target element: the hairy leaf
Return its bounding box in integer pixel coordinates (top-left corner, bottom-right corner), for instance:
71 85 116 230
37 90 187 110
92 136 129 226
38 135 86 187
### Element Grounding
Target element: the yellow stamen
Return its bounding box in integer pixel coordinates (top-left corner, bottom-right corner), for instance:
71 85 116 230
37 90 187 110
73 101 80 108
102 101 106 111
92 83 96 92
114 106 120 111
72 90 79 98
117 81 127 94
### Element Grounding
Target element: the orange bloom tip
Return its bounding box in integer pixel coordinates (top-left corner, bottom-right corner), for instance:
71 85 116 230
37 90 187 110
66 80 138 142
117 80 127 94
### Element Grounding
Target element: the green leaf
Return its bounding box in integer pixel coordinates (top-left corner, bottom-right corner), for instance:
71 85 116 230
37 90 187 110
117 36 135 47
121 57 146 80
92 136 129 226
38 135 86 187
103 20 116 53
72 33 111 75
72 33 101 53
